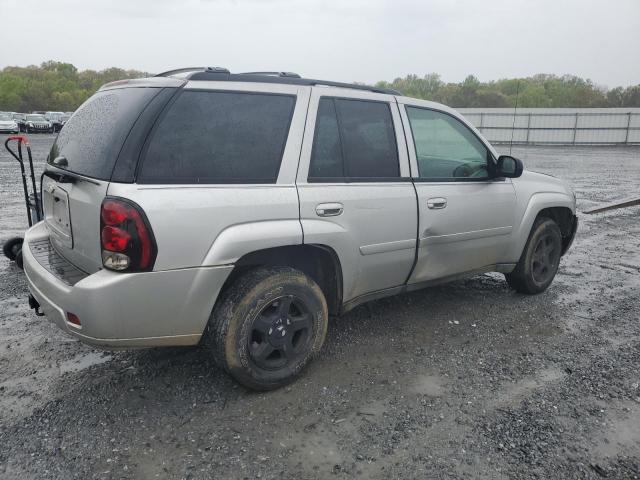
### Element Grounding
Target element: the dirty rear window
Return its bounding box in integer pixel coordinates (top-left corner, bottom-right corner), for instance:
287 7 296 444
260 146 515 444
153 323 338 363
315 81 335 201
48 87 160 180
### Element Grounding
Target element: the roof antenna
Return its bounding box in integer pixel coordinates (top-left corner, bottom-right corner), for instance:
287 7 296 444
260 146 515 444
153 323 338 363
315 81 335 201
509 80 520 155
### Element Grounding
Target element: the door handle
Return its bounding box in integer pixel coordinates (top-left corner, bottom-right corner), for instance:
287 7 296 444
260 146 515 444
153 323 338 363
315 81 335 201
316 202 344 217
427 197 447 209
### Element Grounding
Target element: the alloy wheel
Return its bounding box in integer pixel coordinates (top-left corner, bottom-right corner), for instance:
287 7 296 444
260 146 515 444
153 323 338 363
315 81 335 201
531 233 560 284
248 295 312 370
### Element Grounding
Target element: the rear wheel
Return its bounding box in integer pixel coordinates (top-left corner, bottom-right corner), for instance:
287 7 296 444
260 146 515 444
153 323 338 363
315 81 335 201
15 249 24 270
206 267 328 390
505 217 562 294
3 237 24 261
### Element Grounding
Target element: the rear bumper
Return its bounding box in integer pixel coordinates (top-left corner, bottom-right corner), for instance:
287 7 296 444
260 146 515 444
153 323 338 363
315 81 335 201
23 222 233 348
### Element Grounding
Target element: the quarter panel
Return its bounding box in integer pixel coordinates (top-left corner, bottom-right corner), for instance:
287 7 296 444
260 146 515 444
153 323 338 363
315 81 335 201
202 220 303 266
106 183 302 270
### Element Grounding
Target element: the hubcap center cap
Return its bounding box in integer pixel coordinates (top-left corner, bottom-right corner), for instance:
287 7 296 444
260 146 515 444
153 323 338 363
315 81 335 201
268 318 289 339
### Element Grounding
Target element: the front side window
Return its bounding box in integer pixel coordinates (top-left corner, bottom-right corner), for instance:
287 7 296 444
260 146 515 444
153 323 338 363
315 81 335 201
406 107 490 180
309 98 399 181
140 91 296 184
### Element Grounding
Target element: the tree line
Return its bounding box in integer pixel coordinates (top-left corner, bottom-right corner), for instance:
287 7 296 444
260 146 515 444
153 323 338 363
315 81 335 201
0 61 149 112
375 73 640 108
0 61 639 112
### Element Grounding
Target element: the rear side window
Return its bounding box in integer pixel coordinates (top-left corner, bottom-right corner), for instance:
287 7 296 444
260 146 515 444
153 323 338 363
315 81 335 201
139 91 296 184
309 98 399 181
49 87 160 180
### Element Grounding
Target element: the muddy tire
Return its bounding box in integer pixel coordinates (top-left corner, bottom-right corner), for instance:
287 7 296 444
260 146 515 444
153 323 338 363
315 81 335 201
3 237 24 261
15 249 24 270
206 267 328 391
505 217 562 294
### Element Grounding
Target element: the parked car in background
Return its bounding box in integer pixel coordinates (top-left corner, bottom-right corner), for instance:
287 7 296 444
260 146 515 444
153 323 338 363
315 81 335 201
21 68 577 390
59 113 72 130
12 113 27 132
25 114 53 133
45 111 65 132
0 113 20 133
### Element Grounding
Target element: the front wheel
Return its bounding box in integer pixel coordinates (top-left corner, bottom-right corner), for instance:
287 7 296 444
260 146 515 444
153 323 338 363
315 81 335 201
505 217 562 294
206 267 328 390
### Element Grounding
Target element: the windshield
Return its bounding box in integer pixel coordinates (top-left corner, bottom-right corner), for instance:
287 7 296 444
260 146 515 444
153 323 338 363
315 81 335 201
0 114 12 121
13 114 25 120
27 115 46 122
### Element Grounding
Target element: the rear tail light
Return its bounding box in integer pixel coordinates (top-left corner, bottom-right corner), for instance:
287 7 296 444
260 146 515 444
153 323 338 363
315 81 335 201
100 197 157 272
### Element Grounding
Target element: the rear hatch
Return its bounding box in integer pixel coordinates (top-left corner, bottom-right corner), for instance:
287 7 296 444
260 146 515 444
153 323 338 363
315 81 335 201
43 81 180 273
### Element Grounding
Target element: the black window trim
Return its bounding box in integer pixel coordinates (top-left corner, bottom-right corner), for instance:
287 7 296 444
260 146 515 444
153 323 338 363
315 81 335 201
136 88 297 185
111 86 180 183
404 104 499 183
307 96 406 184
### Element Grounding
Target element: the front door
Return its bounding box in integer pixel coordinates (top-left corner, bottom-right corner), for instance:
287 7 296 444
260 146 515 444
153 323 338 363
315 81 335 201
399 102 517 284
297 89 417 303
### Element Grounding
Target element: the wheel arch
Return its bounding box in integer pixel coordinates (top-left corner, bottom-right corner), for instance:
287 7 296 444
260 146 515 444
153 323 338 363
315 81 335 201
509 192 576 261
219 244 344 316
535 206 576 254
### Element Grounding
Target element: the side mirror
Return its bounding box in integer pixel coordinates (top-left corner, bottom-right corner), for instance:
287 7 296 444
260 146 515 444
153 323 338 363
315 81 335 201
496 155 523 178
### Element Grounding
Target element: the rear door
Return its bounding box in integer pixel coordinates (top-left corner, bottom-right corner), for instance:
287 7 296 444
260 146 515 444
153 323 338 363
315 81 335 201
399 101 517 283
297 88 417 304
43 85 171 273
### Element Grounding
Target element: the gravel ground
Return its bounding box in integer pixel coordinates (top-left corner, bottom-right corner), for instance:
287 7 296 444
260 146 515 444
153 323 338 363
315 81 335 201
0 134 639 479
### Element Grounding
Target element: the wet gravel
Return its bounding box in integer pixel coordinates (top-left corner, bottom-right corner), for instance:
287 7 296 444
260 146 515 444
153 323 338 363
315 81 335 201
0 135 639 479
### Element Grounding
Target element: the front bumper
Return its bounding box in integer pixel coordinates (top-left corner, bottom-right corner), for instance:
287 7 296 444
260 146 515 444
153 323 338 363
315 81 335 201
27 124 51 132
23 222 233 348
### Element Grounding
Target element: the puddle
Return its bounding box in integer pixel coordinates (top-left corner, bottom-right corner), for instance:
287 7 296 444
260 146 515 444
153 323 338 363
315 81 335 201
492 367 566 406
412 374 446 396
60 351 112 373
592 402 640 459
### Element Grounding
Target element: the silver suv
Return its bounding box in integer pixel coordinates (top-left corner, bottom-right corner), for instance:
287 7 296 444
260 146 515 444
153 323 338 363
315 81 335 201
23 68 578 390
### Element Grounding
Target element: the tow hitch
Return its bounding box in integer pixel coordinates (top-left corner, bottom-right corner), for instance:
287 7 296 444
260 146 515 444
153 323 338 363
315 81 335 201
28 294 44 316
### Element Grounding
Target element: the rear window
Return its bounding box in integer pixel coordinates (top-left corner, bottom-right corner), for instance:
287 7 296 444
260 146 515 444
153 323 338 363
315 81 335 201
49 87 160 180
138 91 296 184
309 98 399 181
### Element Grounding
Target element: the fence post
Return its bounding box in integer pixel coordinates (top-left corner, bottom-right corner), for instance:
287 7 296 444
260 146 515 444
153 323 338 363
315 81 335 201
526 113 531 145
572 113 579 144
479 112 484 130
625 112 631 144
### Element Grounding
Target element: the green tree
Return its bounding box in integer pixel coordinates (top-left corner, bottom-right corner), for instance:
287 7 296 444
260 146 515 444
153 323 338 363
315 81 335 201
0 61 148 112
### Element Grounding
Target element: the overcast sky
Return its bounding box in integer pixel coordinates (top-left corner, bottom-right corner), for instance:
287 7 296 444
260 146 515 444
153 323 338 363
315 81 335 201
0 0 638 88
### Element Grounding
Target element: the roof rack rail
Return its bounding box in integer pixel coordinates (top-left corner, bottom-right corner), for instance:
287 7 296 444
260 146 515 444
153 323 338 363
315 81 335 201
155 66 230 77
155 67 401 95
241 71 302 78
